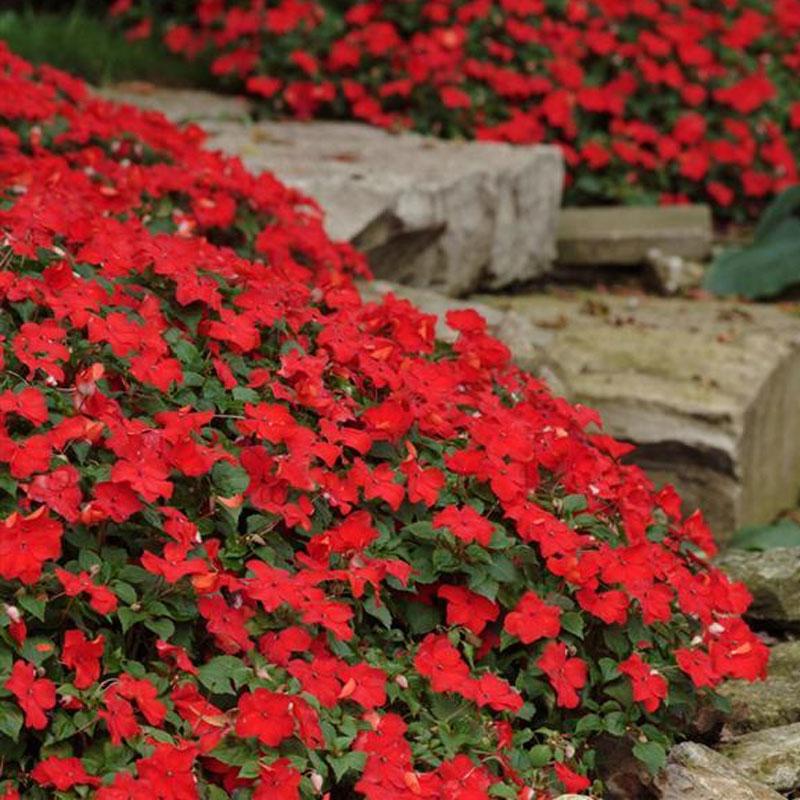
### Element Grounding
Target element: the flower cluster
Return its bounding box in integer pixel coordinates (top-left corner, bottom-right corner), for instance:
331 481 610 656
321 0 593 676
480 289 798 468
0 42 767 799
112 0 800 217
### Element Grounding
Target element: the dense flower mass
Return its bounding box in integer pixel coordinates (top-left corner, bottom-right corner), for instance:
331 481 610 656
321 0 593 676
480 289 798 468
112 0 800 217
0 43 768 798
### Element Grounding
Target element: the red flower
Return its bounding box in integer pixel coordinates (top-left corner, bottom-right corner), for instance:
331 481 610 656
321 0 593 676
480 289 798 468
30 756 99 790
414 633 472 693
675 647 719 688
554 762 591 794
433 505 495 547
619 653 668 713
61 630 104 689
5 660 56 730
0 509 62 585
438 584 499 635
537 641 587 709
504 590 561 643
253 759 303 800
236 689 296 746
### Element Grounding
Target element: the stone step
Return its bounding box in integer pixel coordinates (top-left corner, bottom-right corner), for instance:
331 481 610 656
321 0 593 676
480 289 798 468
477 291 800 538
656 743 784 800
102 85 564 298
557 205 713 267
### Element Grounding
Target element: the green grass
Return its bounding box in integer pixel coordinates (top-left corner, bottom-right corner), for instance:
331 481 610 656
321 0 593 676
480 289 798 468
0 5 215 88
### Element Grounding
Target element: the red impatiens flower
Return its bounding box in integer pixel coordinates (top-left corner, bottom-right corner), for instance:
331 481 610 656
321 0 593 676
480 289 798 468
504 590 561 643
433 505 495 547
5 660 56 730
438 584 500 635
55 568 118 614
0 509 62 584
675 647 719 688
253 758 303 800
618 653 669 713
537 641 587 709
554 762 591 794
414 633 472 693
30 756 100 790
61 630 105 689
236 689 296 746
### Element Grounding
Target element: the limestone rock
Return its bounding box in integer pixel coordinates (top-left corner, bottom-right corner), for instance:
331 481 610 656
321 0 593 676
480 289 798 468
645 248 706 296
558 205 713 266
201 118 563 296
719 640 800 734
655 743 784 800
477 291 800 537
719 723 800 793
715 549 800 622
100 84 252 123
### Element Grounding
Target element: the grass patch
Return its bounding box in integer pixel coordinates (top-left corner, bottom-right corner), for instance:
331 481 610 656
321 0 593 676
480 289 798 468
0 5 215 88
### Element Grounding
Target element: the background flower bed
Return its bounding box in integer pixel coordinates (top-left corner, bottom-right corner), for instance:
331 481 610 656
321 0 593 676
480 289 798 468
111 0 800 220
0 42 768 799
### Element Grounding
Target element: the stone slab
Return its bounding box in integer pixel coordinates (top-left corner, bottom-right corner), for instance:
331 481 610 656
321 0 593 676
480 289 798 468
715 548 800 623
202 119 563 296
655 743 784 800
719 723 800 793
477 291 800 538
100 83 253 122
557 205 713 266
103 86 564 296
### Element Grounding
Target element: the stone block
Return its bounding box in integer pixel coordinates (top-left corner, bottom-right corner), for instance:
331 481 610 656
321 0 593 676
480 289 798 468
202 119 563 296
655 743 784 800
477 291 800 538
557 205 713 266
719 723 800 794
715 548 800 623
100 84 252 122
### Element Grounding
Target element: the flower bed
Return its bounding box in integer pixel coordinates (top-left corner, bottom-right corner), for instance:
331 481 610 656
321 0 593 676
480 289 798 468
0 42 767 799
111 0 800 219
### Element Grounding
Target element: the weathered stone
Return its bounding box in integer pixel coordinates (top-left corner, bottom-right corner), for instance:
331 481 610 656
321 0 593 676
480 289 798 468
655 742 784 800
645 248 706 296
100 83 252 122
719 723 800 793
358 280 569 397
199 118 563 296
477 291 800 537
719 640 800 734
558 205 713 266
715 549 800 623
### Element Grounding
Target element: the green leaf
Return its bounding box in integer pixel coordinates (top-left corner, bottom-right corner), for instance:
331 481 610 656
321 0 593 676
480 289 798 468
561 611 585 639
364 595 392 628
328 751 366 782
704 215 800 299
0 702 23 741
730 518 800 551
603 711 627 737
528 744 552 768
211 461 250 497
145 617 175 640
632 741 667 774
17 593 46 622
198 656 250 695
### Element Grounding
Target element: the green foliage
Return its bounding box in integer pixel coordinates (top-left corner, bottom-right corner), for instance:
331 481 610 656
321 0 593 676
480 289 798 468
705 186 800 299
0 3 213 87
730 517 800 551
